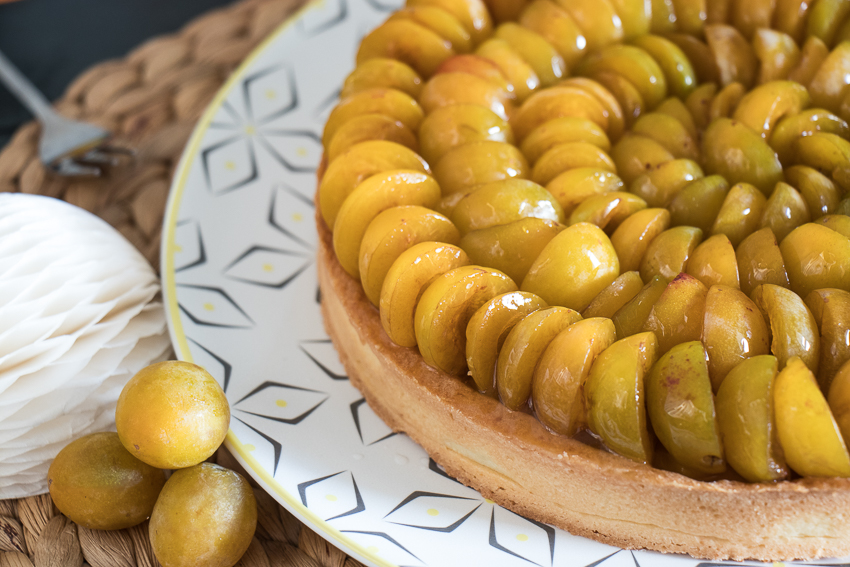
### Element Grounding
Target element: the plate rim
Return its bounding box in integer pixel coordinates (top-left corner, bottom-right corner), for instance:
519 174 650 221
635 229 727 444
159 3 397 565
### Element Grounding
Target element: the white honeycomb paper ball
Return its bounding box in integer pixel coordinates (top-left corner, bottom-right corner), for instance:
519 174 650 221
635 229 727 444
0 194 172 498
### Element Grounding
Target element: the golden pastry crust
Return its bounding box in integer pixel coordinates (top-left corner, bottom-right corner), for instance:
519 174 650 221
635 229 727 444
317 211 850 562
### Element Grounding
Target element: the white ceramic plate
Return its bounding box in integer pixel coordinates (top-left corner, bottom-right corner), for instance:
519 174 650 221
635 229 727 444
160 2 846 566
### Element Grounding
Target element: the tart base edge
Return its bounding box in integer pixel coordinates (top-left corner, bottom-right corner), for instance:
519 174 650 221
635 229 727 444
315 213 850 562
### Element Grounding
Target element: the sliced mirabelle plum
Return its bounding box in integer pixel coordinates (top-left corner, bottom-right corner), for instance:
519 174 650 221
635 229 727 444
518 0 588 67
780 223 850 296
708 82 746 122
702 118 784 197
752 29 801 84
630 35 697 99
521 222 620 312
419 72 513 120
630 159 704 208
558 77 626 142
533 317 616 436
609 0 650 39
705 24 757 88
715 356 789 482
751 283 821 374
686 234 740 289
775 357 850 477
552 0 624 52
359 206 459 306
459 218 564 285
773 0 810 44
475 39 539 102
788 36 830 87
531 141 616 186
567 192 646 233
582 271 644 319
665 34 718 85
588 70 645 129
341 58 423 99
667 175 730 233
407 0 493 46
685 83 718 130
381 242 469 347
575 44 667 110
467 291 547 395
497 306 582 410
415 265 517 375
702 285 771 390
433 140 529 196
521 118 610 165
817 214 850 239
732 81 810 140
785 165 843 218
417 104 513 165
737 228 791 297
610 133 675 186
769 110 850 167
655 97 698 139
450 178 564 235
630 113 699 161
434 55 514 96
639 225 703 283
388 6 473 54
710 182 768 247
611 275 669 339
642 273 708 355
512 86 608 142
805 289 850 392
327 114 418 162
794 132 850 179
493 23 567 87
828 360 850 446
610 207 671 273
322 88 424 149
333 170 441 278
546 168 623 217
760 182 811 242
646 341 726 475
586 332 658 464
357 20 454 78
808 42 850 109
319 141 430 229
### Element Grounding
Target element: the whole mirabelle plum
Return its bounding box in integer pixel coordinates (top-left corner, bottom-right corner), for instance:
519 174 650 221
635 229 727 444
150 463 257 567
48 432 166 530
116 361 230 469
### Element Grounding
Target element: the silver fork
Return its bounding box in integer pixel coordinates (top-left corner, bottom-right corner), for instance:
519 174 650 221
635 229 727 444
0 49 131 176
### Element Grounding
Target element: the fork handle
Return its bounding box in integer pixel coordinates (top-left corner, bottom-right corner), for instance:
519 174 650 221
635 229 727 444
0 49 54 121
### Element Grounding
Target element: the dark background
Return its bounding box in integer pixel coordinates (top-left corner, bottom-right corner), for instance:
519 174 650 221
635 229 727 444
0 0 234 148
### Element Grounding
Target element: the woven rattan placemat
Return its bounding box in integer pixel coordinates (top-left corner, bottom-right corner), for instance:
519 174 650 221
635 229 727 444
0 0 366 565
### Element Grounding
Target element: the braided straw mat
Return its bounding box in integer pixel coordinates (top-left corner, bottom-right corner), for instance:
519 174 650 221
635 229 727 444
0 0 368 565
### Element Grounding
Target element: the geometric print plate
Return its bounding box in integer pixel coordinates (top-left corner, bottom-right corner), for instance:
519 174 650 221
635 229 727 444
160 1 843 566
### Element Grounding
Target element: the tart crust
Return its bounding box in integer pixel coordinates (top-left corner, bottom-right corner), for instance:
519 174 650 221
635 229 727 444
316 212 850 561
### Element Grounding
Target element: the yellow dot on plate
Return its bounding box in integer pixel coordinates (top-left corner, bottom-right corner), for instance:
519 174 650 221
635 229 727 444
325 494 337 501
426 508 439 516
266 89 276 99
485 499 494 504
263 263 275 272
244 444 256 452
244 125 256 135
296 146 308 157
276 399 288 408
203 302 215 311
516 534 529 542
367 546 379 554
292 212 303 222
224 160 236 170
773 563 786 567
